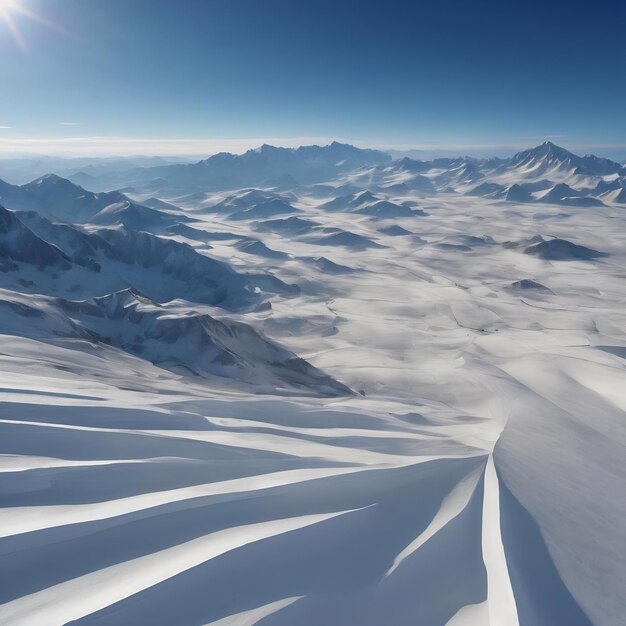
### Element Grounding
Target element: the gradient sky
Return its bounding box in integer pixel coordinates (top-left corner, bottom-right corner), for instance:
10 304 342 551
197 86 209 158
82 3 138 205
1 0 625 155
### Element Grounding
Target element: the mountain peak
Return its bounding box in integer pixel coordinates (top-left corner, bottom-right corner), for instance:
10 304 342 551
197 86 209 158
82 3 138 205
508 141 579 173
507 141 623 178
253 143 289 155
25 173 90 196
328 141 355 150
31 173 74 186
534 141 573 158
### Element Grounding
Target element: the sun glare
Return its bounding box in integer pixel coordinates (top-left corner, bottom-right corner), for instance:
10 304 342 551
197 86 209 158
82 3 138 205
0 0 18 10
0 0 25 48
0 0 63 48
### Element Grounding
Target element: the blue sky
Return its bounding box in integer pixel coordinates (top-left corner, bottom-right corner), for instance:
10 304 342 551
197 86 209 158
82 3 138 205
1 0 625 155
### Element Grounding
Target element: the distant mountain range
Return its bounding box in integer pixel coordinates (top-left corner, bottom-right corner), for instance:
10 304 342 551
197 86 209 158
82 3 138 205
333 141 626 205
0 138 623 395
66 141 392 193
1 141 624 204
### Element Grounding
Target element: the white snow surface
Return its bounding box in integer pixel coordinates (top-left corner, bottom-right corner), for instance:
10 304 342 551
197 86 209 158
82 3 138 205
0 142 625 625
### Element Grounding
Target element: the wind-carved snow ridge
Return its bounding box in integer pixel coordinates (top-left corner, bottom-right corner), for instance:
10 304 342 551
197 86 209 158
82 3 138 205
0 140 624 625
482 457 520 626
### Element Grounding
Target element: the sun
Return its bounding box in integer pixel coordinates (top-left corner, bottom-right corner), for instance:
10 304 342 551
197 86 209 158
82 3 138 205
0 0 62 49
0 0 26 48
0 0 21 19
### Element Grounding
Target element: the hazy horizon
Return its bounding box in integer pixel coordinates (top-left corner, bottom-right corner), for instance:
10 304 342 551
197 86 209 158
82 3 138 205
2 0 625 159
1 138 626 162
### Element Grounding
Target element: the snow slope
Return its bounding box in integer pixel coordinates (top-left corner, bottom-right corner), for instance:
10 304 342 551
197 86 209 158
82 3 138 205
0 144 625 626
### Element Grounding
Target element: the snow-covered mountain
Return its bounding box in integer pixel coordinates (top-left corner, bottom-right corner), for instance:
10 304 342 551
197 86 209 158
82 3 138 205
0 204 70 271
204 189 300 220
1 204 297 308
304 227 385 250
0 288 349 394
71 142 392 193
318 141 625 205
322 190 420 217
0 174 130 222
501 141 623 179
91 199 196 231
1 143 625 626
0 173 191 226
253 215 320 235
334 160 437 194
21 141 623 208
600 186 626 203
480 143 625 195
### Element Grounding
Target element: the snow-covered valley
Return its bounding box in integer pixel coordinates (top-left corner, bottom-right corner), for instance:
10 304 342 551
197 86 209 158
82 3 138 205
0 141 625 625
